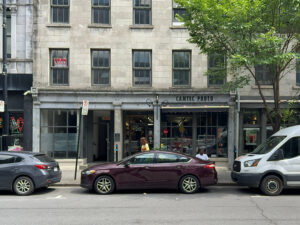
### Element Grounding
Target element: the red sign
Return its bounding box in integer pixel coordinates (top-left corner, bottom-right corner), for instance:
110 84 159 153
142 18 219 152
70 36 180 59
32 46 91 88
54 58 68 67
163 129 169 135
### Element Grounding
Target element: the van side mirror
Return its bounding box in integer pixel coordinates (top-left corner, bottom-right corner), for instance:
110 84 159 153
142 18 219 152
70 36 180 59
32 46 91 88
268 149 284 161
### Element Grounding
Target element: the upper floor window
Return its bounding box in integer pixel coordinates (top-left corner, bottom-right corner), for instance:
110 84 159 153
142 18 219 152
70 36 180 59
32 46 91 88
133 50 152 86
296 59 300 86
172 1 186 25
92 50 110 85
208 54 226 87
51 0 69 24
6 9 11 58
92 0 110 24
173 51 191 86
133 0 151 25
50 49 69 86
255 64 272 85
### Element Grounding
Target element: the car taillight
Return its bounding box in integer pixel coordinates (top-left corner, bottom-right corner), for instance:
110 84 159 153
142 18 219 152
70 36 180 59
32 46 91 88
35 164 49 170
205 164 215 169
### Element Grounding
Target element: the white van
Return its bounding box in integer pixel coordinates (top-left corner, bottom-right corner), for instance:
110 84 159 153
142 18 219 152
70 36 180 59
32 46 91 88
232 125 300 196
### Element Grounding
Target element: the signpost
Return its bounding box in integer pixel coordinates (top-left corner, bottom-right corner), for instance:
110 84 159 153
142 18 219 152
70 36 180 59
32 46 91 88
74 100 89 180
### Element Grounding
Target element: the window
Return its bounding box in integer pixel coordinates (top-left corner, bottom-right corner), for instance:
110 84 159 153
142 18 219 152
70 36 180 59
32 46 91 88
157 153 178 163
130 153 155 164
208 54 226 86
6 9 11 58
280 137 300 159
133 50 151 86
172 1 186 24
178 156 190 162
255 65 272 85
92 0 110 24
0 155 16 164
92 50 110 85
173 51 191 86
133 0 151 25
51 0 69 24
50 49 69 85
296 59 300 86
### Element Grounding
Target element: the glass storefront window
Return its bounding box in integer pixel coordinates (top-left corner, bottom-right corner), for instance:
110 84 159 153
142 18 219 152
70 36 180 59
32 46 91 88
243 110 260 125
9 113 24 150
41 110 78 158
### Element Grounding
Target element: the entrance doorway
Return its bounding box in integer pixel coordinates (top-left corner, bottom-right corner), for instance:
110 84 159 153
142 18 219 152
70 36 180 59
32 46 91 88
97 121 110 161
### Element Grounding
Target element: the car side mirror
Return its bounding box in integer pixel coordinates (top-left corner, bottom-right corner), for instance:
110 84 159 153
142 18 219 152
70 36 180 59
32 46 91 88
123 161 130 168
269 149 284 161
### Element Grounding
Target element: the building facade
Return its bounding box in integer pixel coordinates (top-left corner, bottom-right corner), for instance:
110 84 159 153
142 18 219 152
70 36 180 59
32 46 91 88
0 0 33 150
32 0 299 166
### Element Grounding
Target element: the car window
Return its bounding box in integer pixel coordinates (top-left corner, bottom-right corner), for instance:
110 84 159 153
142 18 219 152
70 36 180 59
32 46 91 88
280 137 300 159
15 156 24 163
157 153 178 163
0 155 16 164
178 155 190 162
34 154 55 163
130 153 155 164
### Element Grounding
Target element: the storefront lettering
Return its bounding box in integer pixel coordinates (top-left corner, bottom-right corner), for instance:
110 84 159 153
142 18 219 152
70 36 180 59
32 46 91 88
175 95 214 102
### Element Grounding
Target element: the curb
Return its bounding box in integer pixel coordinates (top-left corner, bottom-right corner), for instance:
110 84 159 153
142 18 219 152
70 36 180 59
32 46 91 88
52 183 238 187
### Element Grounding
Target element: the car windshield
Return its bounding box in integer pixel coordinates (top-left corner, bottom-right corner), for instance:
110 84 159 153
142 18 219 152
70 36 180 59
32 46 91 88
250 135 286 155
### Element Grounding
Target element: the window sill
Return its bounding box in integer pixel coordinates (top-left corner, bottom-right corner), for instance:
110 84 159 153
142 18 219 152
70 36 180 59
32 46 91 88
169 86 191 89
170 25 186 29
88 24 112 28
46 24 71 28
129 25 154 29
131 86 153 89
292 85 300 90
251 85 273 89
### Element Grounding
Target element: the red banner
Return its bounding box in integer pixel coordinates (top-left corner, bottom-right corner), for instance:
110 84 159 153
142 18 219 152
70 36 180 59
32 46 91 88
54 58 68 67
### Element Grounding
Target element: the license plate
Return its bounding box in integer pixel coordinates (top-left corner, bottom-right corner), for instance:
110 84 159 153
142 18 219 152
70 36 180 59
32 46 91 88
54 167 58 172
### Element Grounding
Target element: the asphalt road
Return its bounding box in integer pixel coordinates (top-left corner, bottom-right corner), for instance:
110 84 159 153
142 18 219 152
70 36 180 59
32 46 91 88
0 186 300 225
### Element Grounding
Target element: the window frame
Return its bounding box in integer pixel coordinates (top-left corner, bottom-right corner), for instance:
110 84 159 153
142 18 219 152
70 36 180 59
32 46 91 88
172 0 186 25
51 0 70 24
91 49 111 86
132 50 152 86
207 54 227 87
172 50 191 87
133 0 152 25
50 49 70 86
255 64 273 85
91 0 111 25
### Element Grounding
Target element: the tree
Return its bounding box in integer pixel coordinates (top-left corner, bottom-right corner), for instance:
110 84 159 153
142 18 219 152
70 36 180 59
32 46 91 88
175 0 300 132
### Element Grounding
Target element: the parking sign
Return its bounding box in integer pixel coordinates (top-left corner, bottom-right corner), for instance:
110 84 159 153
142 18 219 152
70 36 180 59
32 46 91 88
82 100 89 116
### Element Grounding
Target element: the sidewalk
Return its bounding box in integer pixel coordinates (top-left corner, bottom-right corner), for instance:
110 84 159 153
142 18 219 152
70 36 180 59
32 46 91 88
55 161 234 186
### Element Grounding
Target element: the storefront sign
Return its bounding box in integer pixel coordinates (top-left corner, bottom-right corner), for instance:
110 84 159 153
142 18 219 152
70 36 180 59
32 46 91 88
82 100 89 116
54 58 68 67
0 101 4 112
175 95 214 102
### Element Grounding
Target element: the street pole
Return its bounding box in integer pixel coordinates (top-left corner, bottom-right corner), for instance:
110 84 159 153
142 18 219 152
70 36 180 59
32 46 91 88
2 0 9 138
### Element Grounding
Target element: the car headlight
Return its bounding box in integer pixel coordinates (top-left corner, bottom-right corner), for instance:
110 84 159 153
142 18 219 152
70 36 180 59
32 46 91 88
82 170 96 175
244 159 261 167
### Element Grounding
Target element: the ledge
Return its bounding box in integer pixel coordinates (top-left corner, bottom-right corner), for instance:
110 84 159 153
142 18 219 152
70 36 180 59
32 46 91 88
170 25 186 29
46 24 71 28
292 85 300 90
129 25 154 29
251 85 273 89
0 58 33 62
88 24 112 28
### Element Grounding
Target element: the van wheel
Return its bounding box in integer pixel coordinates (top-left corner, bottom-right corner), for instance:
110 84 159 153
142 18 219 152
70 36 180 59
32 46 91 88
13 176 35 196
260 175 283 196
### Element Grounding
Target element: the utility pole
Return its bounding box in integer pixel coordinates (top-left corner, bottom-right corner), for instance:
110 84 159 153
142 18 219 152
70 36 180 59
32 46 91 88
2 0 10 147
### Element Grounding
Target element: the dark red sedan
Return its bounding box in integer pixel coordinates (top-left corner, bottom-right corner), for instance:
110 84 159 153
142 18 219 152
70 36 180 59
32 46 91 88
81 151 217 194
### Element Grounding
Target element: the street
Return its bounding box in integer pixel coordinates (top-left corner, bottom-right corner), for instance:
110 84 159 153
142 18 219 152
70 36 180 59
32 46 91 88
0 186 300 225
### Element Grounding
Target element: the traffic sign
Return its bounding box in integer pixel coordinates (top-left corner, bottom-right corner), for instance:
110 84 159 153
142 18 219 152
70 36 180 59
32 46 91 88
82 100 89 116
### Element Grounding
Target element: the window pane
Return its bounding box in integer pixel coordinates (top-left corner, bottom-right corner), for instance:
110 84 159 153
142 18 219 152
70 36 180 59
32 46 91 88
134 0 151 7
174 70 190 85
173 8 186 22
130 153 154 164
174 52 190 68
92 8 109 24
0 155 16 164
134 9 150 25
296 59 300 85
134 70 150 85
54 111 67 126
92 69 110 85
157 153 178 163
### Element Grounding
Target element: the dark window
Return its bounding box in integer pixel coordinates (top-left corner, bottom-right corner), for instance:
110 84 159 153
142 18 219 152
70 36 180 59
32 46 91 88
50 49 69 85
130 153 155 164
208 54 226 86
133 0 151 25
15 157 24 163
296 59 300 86
92 0 110 24
157 153 178 163
280 137 300 159
34 154 56 163
172 1 186 23
133 50 151 86
173 51 191 86
178 155 190 162
51 0 69 24
6 9 11 58
0 155 16 164
92 50 110 85
255 64 272 85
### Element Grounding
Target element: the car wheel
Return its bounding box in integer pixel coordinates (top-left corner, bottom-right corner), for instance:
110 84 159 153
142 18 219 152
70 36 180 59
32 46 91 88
13 176 35 196
94 175 115 195
260 175 283 196
179 175 200 194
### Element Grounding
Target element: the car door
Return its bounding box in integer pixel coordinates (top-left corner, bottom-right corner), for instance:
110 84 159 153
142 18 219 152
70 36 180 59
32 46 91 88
0 154 17 189
116 153 156 189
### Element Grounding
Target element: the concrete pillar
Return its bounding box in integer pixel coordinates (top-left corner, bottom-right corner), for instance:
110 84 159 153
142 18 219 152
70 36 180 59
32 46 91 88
114 103 123 161
238 110 244 156
192 113 197 155
10 6 17 59
228 102 235 167
261 110 267 143
154 103 160 149
32 102 40 153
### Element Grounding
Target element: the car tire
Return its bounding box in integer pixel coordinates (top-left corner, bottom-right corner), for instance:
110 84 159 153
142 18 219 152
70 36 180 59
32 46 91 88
94 175 115 195
179 175 200 194
13 176 35 196
260 175 283 196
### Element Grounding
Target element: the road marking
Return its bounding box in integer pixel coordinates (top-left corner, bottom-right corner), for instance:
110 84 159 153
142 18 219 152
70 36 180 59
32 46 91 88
46 195 66 200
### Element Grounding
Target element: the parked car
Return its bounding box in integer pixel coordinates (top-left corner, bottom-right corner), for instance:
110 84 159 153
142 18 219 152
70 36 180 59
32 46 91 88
232 125 300 196
81 151 217 194
0 151 61 195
